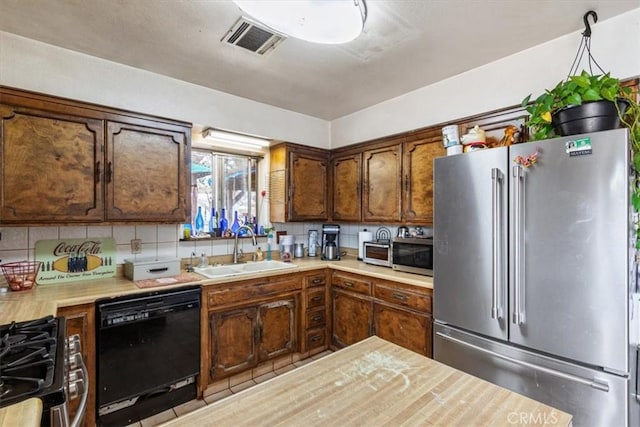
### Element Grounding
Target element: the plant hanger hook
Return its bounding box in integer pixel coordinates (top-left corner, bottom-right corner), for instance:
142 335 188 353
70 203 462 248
582 10 598 37
568 10 605 78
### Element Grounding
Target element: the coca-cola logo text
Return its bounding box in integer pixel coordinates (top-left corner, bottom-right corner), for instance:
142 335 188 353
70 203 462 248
53 240 102 256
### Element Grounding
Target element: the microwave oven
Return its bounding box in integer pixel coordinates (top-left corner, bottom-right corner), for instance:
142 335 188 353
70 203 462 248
392 237 433 276
362 241 392 267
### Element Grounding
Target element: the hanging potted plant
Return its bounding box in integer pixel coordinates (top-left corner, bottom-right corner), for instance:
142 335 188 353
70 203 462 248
521 11 636 141
521 11 640 245
521 71 632 141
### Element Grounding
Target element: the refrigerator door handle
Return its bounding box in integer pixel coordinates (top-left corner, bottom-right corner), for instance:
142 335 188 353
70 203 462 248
512 165 524 325
436 332 610 392
491 167 504 319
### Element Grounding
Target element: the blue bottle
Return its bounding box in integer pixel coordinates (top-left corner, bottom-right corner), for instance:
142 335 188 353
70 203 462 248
195 206 205 235
220 208 228 234
231 210 240 235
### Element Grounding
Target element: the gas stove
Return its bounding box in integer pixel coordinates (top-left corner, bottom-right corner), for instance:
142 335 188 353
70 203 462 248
0 315 65 409
0 315 87 426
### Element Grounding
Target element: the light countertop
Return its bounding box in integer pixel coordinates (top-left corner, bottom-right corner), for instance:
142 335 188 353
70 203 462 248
0 257 432 425
160 336 572 427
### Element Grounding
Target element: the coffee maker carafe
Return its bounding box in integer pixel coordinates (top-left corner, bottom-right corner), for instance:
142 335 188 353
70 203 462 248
321 224 341 261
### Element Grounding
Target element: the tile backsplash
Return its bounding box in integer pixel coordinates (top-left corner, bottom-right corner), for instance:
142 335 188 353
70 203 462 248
0 223 431 266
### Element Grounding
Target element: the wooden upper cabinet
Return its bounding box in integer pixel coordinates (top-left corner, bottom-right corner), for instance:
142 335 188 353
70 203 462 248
106 122 188 222
0 86 191 225
402 130 446 224
331 152 361 222
362 142 402 222
270 143 329 222
0 104 104 223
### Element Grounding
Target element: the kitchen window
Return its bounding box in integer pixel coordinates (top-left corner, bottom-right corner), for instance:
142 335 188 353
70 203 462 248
191 149 258 235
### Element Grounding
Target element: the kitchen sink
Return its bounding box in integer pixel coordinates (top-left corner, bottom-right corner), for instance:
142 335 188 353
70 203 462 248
194 260 297 279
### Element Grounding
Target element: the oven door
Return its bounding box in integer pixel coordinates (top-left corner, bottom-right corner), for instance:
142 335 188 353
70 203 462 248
392 238 433 275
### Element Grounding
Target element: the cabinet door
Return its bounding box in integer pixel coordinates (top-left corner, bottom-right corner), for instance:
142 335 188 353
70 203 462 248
258 299 296 361
373 302 432 357
0 105 104 223
289 150 328 221
209 307 257 380
402 131 445 224
57 304 96 427
106 121 188 221
331 152 361 221
331 288 372 349
362 143 402 222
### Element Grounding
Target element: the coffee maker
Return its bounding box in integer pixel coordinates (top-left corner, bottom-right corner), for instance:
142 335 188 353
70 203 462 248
321 224 341 261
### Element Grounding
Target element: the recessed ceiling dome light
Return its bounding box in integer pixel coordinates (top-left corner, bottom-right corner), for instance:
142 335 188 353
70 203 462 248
232 0 367 45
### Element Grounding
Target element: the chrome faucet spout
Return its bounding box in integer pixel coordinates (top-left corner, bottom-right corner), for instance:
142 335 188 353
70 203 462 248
233 225 257 264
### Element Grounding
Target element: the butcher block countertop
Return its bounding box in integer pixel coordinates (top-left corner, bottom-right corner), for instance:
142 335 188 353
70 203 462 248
161 336 572 427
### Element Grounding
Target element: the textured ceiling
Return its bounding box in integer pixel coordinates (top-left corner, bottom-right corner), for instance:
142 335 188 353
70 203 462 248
0 0 638 120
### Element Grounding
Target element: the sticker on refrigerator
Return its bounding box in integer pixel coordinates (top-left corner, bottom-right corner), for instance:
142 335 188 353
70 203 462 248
565 137 592 156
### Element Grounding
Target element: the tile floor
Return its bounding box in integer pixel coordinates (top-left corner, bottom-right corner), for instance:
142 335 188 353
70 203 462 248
126 350 333 427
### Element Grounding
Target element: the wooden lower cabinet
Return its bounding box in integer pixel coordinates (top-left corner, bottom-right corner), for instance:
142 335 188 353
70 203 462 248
56 304 96 427
373 303 432 357
208 297 297 382
331 289 372 349
209 307 258 379
330 271 433 356
301 270 329 355
204 274 302 385
257 299 296 360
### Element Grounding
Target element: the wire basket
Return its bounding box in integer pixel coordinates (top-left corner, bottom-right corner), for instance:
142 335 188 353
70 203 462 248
1 261 42 291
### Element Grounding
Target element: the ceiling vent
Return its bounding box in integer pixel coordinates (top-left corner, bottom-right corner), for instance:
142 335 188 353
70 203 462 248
222 17 286 55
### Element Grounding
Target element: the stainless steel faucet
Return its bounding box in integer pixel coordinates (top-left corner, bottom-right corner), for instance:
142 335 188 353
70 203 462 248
233 225 258 264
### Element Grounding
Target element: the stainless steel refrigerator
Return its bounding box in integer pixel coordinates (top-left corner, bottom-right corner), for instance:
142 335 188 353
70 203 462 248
433 128 640 426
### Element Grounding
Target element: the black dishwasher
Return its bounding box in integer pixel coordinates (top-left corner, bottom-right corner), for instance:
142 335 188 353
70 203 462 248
96 286 200 426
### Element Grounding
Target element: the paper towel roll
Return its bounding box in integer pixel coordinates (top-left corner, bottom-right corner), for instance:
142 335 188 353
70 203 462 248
358 231 374 260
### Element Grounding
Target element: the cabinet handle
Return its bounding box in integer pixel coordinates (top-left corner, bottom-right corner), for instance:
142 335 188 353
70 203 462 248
310 335 322 342
343 281 354 287
392 292 408 301
95 161 101 183
312 315 323 322
311 295 322 302
311 278 323 284
106 162 113 183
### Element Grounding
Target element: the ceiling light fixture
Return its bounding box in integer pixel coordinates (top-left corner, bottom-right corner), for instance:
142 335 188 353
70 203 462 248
202 128 271 151
232 0 367 45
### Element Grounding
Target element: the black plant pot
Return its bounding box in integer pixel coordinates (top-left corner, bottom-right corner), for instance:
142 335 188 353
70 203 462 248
552 99 629 137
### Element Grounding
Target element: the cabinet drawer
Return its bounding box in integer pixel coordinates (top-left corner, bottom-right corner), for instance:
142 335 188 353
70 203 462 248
307 289 326 308
306 273 326 288
306 328 327 350
374 285 431 313
207 278 301 307
332 273 371 295
306 307 326 329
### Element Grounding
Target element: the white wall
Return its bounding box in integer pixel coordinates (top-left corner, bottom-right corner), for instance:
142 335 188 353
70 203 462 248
0 31 331 150
331 8 640 148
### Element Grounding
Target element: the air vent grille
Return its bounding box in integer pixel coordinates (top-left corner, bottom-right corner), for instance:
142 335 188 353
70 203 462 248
223 17 286 55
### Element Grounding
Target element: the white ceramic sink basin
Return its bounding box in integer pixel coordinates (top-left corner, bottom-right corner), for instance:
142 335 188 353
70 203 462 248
194 260 297 279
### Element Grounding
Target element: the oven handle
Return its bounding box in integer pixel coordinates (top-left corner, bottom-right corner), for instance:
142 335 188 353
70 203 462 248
70 351 89 427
